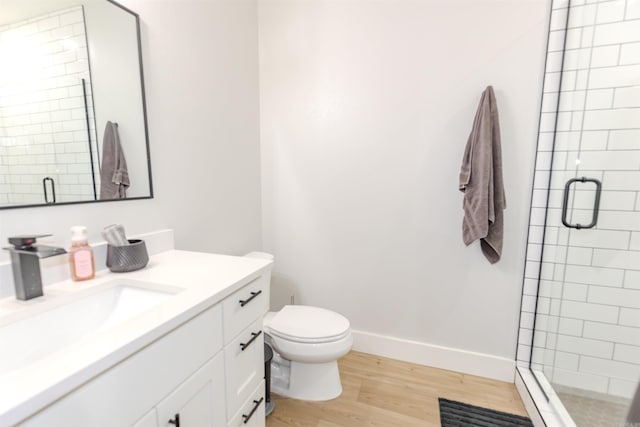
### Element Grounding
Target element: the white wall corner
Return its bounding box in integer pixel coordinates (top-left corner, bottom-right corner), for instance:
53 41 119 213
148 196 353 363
352 329 516 383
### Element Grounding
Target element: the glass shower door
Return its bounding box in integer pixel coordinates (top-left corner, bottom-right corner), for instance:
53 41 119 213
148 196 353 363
530 0 640 425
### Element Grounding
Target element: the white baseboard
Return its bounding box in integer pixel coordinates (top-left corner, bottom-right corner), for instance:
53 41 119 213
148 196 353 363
351 329 516 383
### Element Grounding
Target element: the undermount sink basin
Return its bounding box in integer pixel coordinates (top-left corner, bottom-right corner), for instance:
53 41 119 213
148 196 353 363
0 280 182 376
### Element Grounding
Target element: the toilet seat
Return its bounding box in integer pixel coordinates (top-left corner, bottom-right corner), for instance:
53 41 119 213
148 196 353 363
266 305 350 344
269 328 351 344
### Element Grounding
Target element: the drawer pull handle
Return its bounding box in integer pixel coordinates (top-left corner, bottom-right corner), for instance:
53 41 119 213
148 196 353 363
239 290 262 307
240 330 262 351
242 397 264 424
168 413 180 427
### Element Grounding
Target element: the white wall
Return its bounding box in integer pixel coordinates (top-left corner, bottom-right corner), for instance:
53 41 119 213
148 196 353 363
259 0 549 370
0 0 261 263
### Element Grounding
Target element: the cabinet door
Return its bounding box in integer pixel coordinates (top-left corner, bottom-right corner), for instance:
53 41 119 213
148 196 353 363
157 352 226 427
131 409 157 427
224 317 264 418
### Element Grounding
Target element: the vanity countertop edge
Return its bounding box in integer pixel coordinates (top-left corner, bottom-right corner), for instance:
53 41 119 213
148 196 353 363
0 249 273 426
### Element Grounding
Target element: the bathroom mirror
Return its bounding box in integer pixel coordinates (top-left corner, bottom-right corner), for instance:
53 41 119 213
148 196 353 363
0 0 152 209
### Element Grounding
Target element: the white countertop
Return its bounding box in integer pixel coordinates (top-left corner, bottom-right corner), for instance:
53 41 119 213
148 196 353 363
0 249 272 426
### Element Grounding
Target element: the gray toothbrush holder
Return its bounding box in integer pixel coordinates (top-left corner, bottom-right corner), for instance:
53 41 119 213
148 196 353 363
106 239 149 273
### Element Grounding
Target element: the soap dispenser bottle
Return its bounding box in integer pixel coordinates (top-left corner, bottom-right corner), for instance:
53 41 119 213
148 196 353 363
69 226 95 281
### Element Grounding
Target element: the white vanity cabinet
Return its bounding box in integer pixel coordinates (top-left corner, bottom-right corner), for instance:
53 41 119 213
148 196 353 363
222 274 269 426
16 268 271 427
19 303 225 427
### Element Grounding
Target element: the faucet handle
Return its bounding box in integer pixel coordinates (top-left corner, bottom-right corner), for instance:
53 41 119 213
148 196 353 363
4 235 66 259
7 235 53 249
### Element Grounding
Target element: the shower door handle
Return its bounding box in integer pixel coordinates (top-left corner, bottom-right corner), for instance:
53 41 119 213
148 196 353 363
561 177 601 230
42 177 56 204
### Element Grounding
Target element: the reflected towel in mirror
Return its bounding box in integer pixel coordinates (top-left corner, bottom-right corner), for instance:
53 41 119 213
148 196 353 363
100 121 130 200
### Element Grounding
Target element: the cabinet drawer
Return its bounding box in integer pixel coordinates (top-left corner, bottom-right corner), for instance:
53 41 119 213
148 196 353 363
224 317 264 418
222 274 269 343
227 381 265 427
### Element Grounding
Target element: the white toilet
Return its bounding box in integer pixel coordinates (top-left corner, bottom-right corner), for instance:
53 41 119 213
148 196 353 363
245 252 353 401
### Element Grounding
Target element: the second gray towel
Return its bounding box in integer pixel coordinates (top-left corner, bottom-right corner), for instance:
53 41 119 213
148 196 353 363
459 86 506 264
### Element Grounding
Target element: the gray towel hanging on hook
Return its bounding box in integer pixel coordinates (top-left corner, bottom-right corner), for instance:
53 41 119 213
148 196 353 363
459 86 506 264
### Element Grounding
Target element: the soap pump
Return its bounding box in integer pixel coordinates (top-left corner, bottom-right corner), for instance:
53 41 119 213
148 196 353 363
69 226 95 281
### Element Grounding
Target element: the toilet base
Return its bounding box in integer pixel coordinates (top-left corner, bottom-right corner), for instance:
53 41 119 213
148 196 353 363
271 360 343 401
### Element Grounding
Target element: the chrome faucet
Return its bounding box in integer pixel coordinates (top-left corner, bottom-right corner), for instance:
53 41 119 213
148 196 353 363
4 235 67 300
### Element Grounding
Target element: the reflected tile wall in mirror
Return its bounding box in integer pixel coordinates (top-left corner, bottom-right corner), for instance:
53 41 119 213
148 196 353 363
0 0 152 209
0 6 99 206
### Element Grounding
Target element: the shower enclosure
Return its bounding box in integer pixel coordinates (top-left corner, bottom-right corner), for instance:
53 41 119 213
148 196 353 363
519 0 640 425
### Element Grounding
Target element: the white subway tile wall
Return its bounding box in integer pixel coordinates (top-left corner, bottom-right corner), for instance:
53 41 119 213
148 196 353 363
0 6 100 206
518 0 640 400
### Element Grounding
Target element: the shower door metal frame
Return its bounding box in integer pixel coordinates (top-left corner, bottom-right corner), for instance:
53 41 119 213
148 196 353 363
520 0 572 403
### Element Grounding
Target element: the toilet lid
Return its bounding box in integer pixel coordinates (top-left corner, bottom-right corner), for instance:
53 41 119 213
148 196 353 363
268 305 350 343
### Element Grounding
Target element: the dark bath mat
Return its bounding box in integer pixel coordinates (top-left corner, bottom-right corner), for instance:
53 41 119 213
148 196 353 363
439 398 534 427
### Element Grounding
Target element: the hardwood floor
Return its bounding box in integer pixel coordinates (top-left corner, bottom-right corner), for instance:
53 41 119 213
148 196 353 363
266 351 528 426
